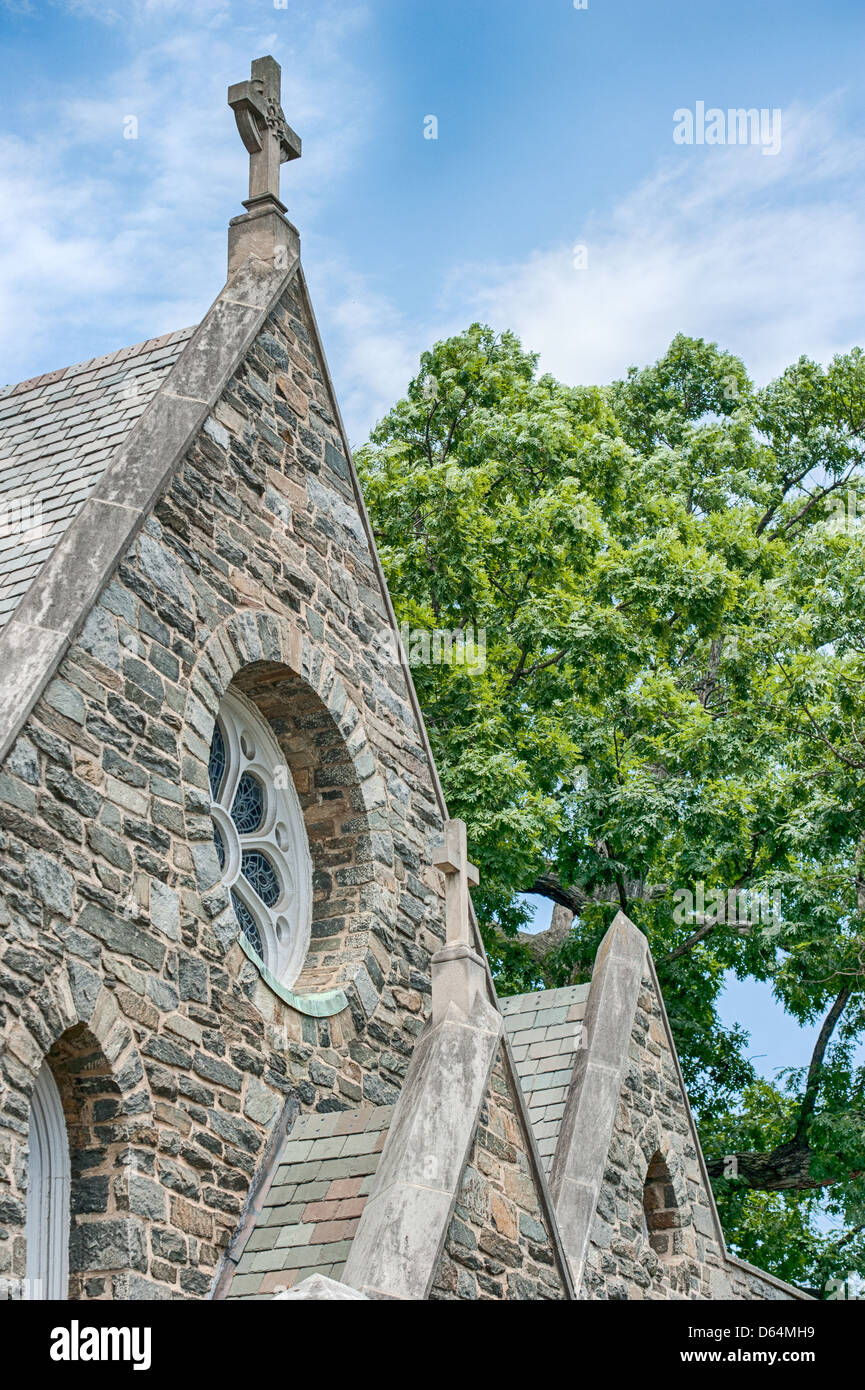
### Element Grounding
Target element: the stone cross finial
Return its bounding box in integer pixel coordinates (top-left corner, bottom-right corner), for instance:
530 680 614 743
228 56 301 215
433 819 479 949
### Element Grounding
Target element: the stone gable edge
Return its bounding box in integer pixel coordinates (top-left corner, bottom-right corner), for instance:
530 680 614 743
211 1089 300 1299
548 912 648 1286
0 252 302 769
640 944 812 1301
329 998 575 1300
341 997 504 1298
293 268 497 997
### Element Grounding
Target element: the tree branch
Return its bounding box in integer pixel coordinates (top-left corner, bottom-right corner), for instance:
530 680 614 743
774 656 865 770
706 1144 863 1191
793 985 852 1144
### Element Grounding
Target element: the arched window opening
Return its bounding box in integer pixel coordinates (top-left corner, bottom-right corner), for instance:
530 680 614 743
208 688 313 987
642 1151 680 1259
25 1061 70 1300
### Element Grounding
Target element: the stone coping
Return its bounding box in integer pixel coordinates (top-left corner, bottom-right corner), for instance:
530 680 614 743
0 253 301 768
725 1253 813 1300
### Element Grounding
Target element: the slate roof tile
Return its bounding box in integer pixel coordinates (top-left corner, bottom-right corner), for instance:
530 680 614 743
226 1103 395 1299
0 325 196 631
502 981 591 1175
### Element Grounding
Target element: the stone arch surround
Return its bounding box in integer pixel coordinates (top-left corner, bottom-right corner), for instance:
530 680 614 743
183 610 399 1021
636 1127 695 1249
3 962 154 1299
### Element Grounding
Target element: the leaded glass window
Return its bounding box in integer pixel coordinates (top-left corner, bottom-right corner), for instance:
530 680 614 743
207 690 312 988
208 722 226 800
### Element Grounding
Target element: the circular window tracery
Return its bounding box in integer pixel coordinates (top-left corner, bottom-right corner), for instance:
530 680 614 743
208 689 313 988
231 774 265 834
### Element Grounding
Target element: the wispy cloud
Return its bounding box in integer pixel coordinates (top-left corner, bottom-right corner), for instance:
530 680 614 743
0 0 374 384
323 97 865 443
460 98 865 392
46 0 232 25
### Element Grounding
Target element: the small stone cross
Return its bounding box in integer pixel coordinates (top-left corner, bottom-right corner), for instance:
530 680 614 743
228 56 301 214
433 819 479 949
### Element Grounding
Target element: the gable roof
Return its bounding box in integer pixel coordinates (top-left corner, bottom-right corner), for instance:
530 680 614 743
0 328 196 631
501 984 589 1173
0 235 498 1003
0 248 298 775
225 1104 394 1299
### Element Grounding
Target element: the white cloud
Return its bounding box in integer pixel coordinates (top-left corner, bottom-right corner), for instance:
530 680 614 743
322 97 865 444
459 98 865 391
309 258 423 448
3 11 863 461
0 1 375 384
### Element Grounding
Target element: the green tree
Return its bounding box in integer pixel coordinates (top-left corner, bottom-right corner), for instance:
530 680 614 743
357 325 865 1292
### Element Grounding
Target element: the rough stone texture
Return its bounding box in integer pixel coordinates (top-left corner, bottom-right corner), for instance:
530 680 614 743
577 966 804 1301
429 1045 569 1301
0 270 449 1298
225 1104 392 1298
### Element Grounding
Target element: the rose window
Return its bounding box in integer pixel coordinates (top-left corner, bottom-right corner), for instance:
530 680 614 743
207 689 312 987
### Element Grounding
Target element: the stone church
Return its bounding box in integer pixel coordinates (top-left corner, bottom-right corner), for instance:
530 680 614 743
0 58 807 1302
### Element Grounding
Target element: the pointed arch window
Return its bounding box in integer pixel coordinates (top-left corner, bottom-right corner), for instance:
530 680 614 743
25 1062 70 1300
642 1150 680 1259
208 689 313 988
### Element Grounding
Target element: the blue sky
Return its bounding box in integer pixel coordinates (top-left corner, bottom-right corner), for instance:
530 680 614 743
2 0 864 1077
2 0 864 441
520 896 848 1084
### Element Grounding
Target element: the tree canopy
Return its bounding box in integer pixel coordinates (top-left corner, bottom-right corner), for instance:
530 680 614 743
356 324 865 1295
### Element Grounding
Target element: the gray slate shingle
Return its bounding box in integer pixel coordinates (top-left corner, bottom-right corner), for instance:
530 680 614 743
501 983 591 1173
0 326 196 631
227 1104 394 1299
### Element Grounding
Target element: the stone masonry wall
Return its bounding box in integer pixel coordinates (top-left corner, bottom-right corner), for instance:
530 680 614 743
579 973 798 1301
430 1046 568 1300
0 271 449 1298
